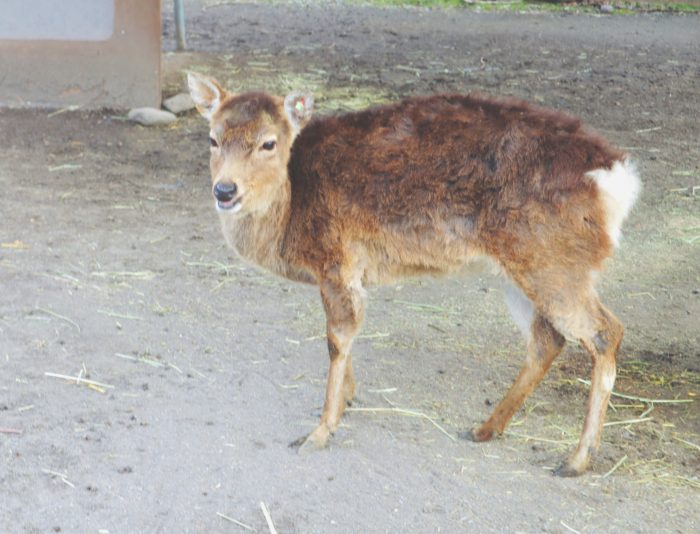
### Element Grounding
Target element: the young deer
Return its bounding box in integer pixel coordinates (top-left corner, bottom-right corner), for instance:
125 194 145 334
188 72 640 476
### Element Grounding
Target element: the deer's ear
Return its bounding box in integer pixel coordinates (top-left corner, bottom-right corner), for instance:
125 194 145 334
284 92 314 133
187 72 226 120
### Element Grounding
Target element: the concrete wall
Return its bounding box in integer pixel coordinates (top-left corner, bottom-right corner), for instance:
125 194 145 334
0 0 161 109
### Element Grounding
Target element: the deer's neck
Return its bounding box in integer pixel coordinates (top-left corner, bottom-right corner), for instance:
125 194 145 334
220 182 302 281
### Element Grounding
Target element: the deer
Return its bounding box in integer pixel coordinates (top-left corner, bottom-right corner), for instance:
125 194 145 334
187 72 640 476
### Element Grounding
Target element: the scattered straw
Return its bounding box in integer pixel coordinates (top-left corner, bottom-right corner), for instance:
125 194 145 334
603 417 653 427
91 270 156 280
577 379 695 405
356 332 390 339
216 512 255 531
602 454 628 479
44 372 114 390
504 430 575 445
42 468 75 488
35 307 81 332
260 502 277 534
1 240 30 249
673 436 700 452
48 164 82 172
393 299 457 315
47 105 80 118
184 260 237 276
560 520 581 534
98 309 144 321
115 353 183 374
627 291 656 300
115 352 164 368
346 406 456 442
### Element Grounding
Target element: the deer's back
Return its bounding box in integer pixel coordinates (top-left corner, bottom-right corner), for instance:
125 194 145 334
284 94 623 281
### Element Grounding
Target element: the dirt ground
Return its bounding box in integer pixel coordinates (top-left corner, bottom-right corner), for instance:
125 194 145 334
2 2 699 532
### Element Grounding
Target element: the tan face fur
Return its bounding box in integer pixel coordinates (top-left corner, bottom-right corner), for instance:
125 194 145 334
187 73 313 217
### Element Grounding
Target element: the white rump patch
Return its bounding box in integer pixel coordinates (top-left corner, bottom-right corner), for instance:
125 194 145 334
587 158 641 247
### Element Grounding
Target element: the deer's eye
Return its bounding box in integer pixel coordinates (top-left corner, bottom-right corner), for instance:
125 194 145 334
261 140 276 151
209 137 219 148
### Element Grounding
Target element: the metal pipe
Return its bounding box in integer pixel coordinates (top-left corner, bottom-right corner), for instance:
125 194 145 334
174 0 186 51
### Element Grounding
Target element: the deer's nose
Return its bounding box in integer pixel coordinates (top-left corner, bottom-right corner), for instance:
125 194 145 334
213 182 238 202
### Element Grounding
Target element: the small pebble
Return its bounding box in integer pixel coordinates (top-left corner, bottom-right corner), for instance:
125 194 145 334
127 107 177 126
162 93 195 114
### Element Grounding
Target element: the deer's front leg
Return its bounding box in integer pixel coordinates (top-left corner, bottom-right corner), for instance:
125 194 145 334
293 270 365 451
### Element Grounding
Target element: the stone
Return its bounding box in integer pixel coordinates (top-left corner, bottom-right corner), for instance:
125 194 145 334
162 93 196 114
127 107 177 126
600 4 614 13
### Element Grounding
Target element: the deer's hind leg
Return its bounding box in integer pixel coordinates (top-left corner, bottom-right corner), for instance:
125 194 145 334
553 301 623 477
470 282 566 442
498 276 623 476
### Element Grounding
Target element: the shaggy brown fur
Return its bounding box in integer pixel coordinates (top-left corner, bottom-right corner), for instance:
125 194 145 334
188 73 640 476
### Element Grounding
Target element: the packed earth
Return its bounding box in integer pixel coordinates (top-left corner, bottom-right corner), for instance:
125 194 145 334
1 2 698 532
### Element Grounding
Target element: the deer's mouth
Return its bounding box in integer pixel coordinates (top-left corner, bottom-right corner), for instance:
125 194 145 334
216 196 243 213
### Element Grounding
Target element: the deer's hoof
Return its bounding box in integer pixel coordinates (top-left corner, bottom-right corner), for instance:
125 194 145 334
553 462 585 477
289 424 331 453
465 424 494 442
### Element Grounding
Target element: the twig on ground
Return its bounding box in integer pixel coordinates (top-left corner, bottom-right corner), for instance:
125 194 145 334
0 428 23 435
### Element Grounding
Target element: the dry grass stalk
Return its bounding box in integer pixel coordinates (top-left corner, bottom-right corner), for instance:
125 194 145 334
601 454 628 479
115 352 165 368
0 427 23 434
216 512 255 531
346 406 456 442
91 270 156 280
115 353 183 374
97 309 144 321
42 468 75 488
559 520 581 534
577 378 694 405
35 307 81 332
504 430 575 445
44 372 114 390
259 502 277 534
672 436 700 452
47 105 80 118
603 417 653 427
